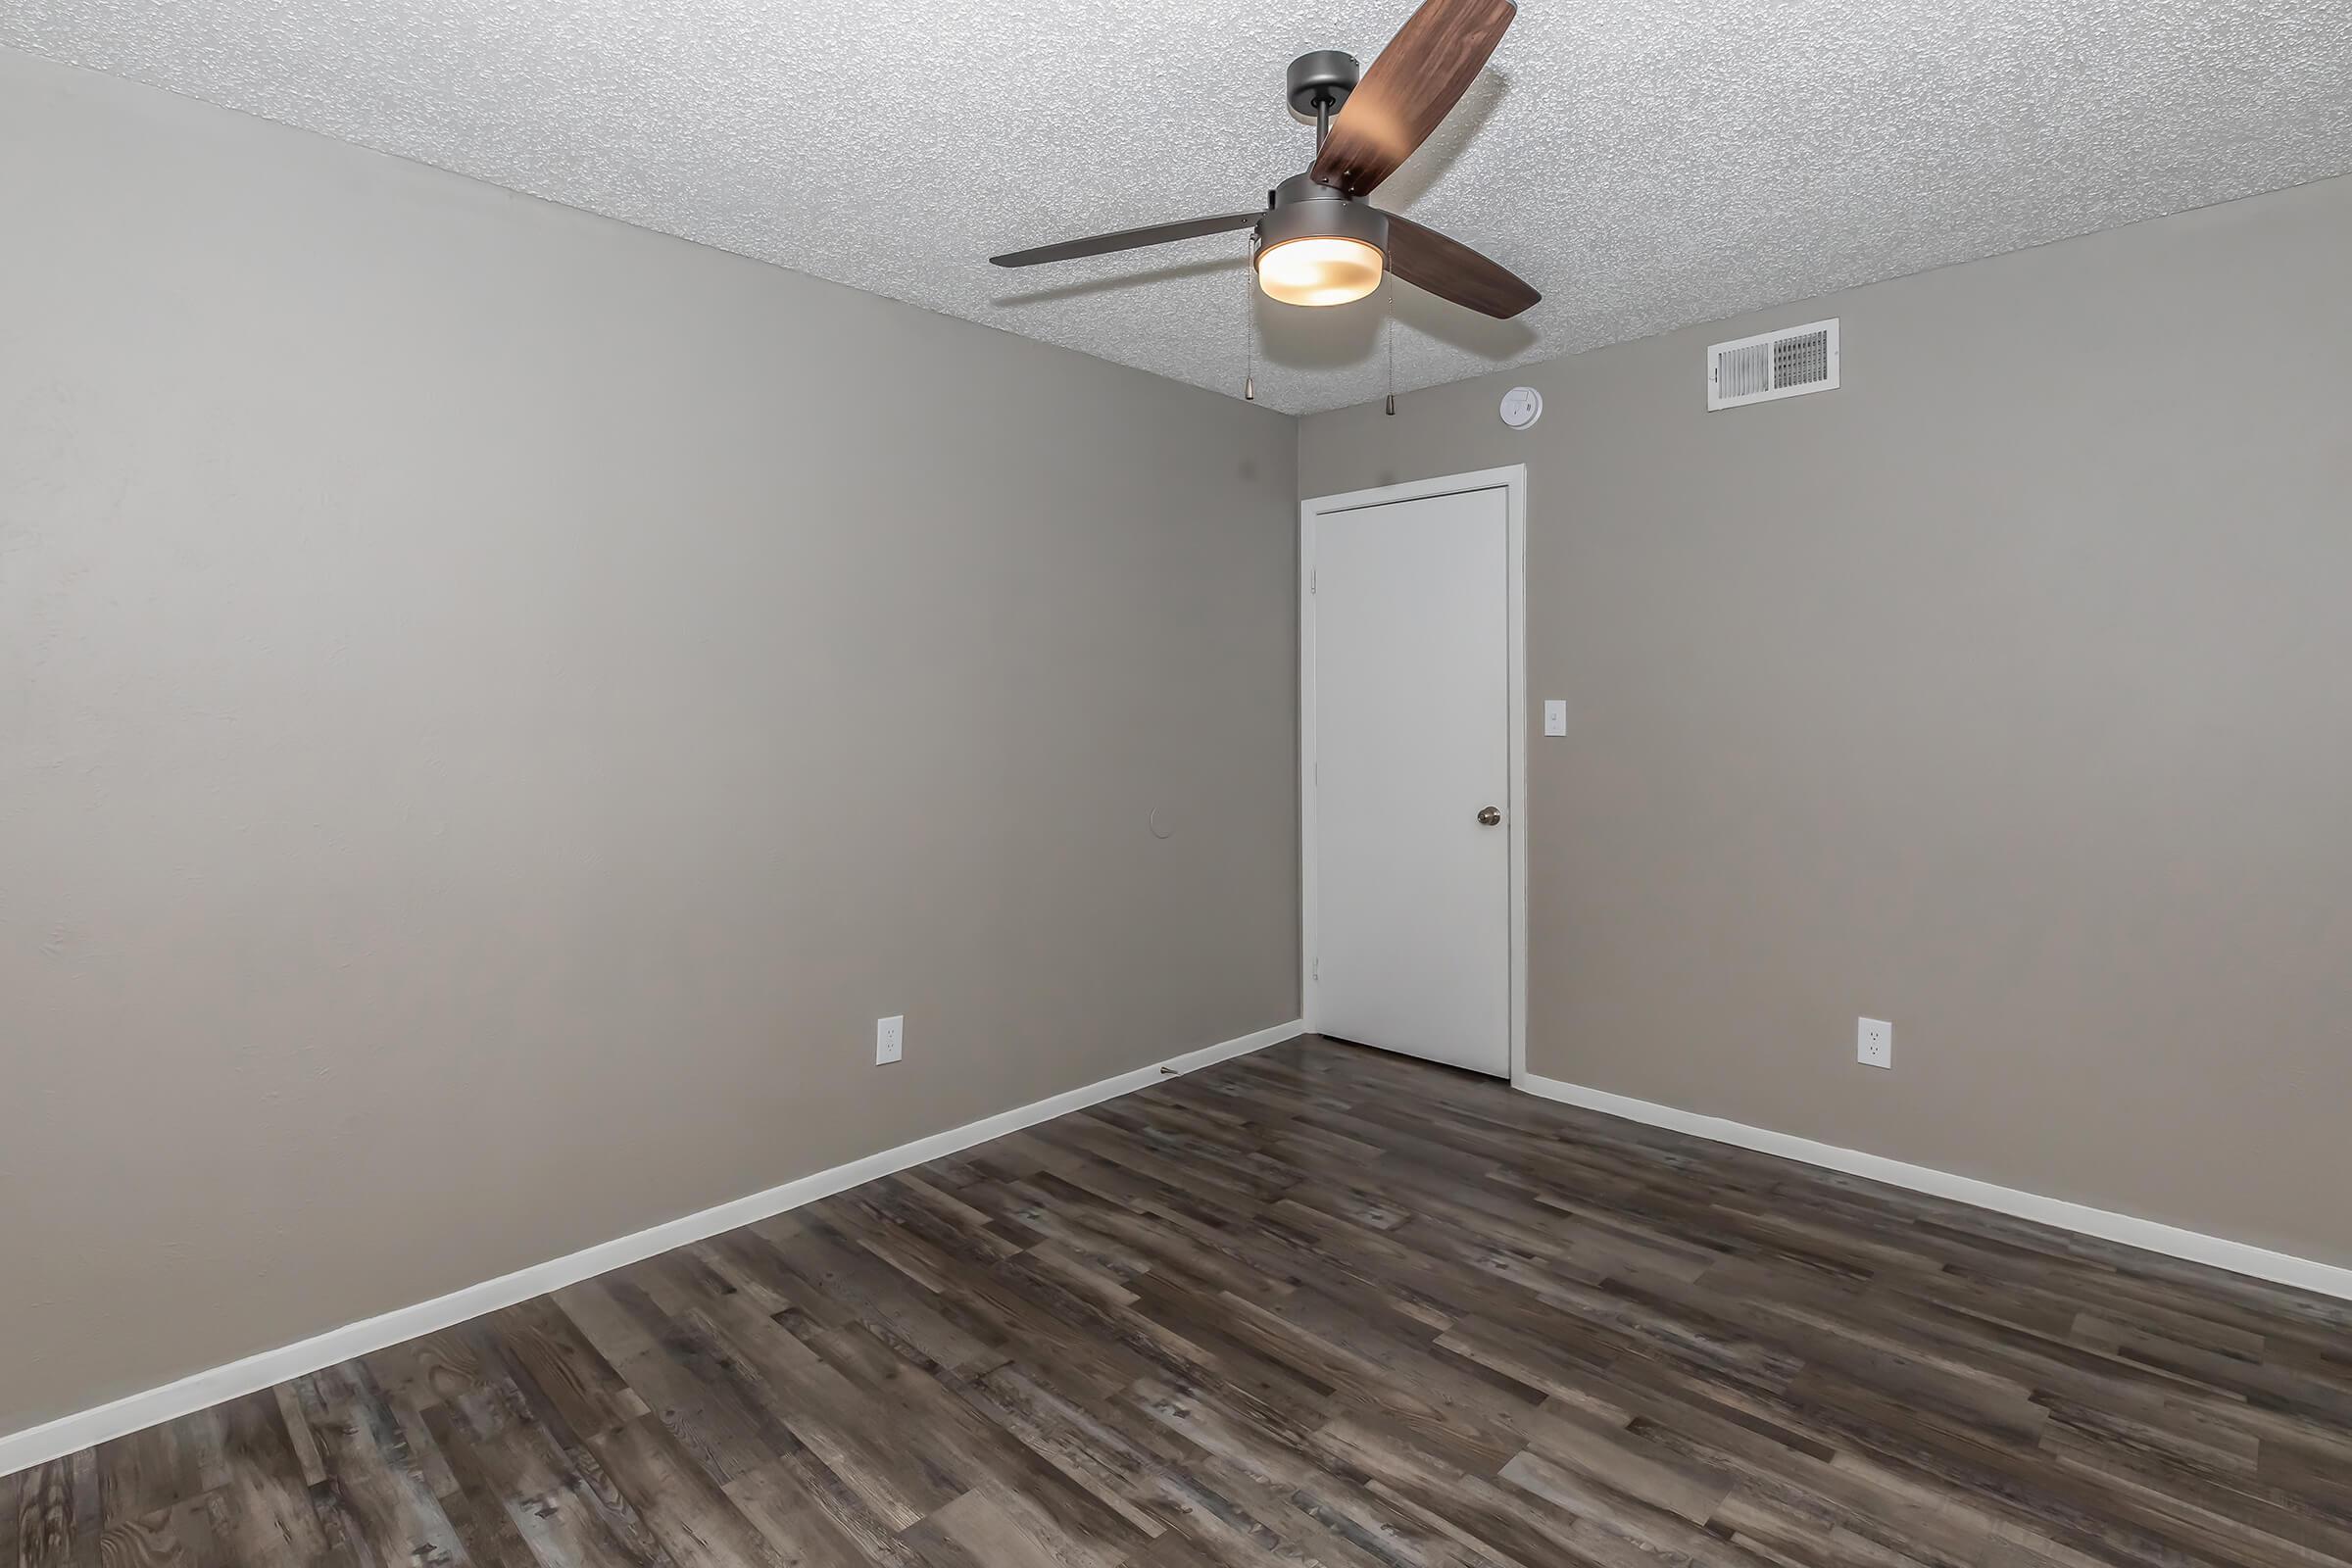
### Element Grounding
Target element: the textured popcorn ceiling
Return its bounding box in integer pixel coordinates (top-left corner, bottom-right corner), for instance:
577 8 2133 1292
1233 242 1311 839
7 1 2349 414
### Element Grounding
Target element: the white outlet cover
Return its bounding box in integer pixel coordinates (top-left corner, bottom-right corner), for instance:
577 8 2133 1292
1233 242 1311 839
876 1014 904 1064
1857 1017 1891 1068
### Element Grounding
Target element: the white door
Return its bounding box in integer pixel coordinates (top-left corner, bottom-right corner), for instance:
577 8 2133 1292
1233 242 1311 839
1308 483 1512 1076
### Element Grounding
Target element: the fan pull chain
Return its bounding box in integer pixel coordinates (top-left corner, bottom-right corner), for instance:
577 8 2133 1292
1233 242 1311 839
1385 279 1397 416
1243 262 1256 402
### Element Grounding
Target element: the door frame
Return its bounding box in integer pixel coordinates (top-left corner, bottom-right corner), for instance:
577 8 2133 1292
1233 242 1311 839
1299 464 1529 1082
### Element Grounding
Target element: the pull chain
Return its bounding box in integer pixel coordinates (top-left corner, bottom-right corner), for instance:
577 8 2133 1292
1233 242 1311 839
1384 277 1397 416
1243 260 1256 402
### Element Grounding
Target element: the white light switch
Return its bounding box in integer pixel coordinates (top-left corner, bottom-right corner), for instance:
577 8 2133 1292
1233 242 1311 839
1542 700 1567 737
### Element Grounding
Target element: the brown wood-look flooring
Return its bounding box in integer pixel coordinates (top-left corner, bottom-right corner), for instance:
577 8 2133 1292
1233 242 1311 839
14 1034 2352 1567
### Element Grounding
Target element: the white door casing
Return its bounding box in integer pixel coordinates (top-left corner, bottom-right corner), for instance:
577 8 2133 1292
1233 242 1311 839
1300 467 1527 1079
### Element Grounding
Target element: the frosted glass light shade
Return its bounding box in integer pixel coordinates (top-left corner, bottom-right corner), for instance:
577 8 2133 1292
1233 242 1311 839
1255 235 1385 307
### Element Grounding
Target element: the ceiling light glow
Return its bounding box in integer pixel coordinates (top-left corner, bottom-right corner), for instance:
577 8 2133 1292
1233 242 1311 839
1255 235 1385 307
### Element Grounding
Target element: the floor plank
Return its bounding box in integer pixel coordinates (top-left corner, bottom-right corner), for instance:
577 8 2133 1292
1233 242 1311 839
14 1035 2352 1566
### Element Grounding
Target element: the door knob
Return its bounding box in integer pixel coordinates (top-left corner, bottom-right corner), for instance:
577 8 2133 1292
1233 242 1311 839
1477 806 1502 826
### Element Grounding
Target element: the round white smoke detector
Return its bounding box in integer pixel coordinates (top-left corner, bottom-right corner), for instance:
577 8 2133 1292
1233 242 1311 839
1499 386 1543 429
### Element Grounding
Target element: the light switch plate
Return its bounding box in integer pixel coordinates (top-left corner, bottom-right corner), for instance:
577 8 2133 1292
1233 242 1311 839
1543 699 1567 737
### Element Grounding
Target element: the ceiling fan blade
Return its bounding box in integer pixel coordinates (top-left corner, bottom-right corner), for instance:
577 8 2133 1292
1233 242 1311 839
1384 214 1540 318
990 212 1258 268
1310 0 1515 197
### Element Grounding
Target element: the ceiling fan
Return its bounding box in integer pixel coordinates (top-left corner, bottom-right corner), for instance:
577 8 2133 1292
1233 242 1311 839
989 0 1539 320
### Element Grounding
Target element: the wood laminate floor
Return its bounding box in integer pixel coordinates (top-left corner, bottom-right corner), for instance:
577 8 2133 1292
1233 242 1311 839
13 1035 2352 1567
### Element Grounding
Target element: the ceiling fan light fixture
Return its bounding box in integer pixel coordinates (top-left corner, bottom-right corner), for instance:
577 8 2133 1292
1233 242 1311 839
988 1 1540 323
1252 195 1390 308
1256 235 1386 307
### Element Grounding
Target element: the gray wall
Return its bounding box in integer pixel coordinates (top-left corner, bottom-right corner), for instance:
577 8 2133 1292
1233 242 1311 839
0 50 1298 1438
1301 172 2352 1270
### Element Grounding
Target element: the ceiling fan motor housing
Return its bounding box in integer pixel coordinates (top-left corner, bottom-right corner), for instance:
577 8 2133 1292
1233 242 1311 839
1256 172 1389 256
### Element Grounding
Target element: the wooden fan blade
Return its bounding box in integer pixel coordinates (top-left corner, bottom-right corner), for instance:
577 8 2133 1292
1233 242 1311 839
990 212 1258 268
1310 0 1515 198
1385 214 1539 318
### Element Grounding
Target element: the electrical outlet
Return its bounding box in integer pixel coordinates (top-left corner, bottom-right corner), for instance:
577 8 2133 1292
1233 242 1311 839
1857 1017 1891 1069
875 1014 904 1065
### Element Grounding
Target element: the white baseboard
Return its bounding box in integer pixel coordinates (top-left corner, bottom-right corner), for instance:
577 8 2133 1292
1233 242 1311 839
0 1019 1304 1480
1514 1070 2352 1304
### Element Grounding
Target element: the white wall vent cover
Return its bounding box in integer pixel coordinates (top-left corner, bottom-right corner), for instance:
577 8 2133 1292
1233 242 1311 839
1707 318 1839 410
